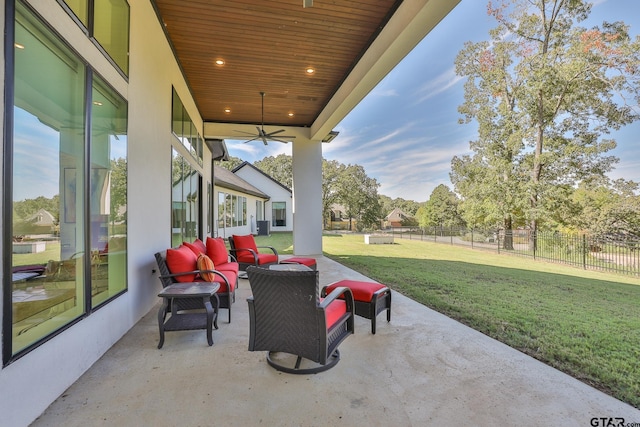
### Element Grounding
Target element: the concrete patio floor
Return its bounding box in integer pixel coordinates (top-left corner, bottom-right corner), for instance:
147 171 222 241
31 256 640 427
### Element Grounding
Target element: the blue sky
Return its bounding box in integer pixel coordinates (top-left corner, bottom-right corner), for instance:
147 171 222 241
227 0 640 201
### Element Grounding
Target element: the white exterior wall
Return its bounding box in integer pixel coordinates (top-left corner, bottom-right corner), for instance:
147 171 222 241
0 1 210 426
234 167 293 233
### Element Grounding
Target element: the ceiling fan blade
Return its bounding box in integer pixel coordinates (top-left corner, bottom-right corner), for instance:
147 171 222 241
243 136 261 144
267 134 296 140
266 129 286 135
261 135 269 145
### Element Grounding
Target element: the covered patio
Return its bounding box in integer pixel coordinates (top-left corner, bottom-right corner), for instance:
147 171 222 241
32 256 640 426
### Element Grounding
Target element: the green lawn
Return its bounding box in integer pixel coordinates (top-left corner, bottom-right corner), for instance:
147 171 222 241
259 232 640 409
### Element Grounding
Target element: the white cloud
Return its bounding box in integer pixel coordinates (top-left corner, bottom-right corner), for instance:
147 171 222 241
414 67 464 105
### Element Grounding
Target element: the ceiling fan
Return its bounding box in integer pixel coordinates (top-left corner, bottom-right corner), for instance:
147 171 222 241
235 92 296 145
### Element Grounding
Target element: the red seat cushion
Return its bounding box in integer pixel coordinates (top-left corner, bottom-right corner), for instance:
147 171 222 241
323 299 347 328
206 237 230 266
165 245 198 283
217 261 239 274
184 239 206 256
198 271 236 293
283 257 316 267
196 253 215 282
326 280 387 302
256 253 278 265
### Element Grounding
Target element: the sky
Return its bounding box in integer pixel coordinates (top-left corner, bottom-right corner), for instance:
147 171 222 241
225 0 640 202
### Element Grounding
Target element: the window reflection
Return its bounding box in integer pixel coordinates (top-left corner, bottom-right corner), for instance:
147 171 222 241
90 75 128 307
9 3 128 356
12 3 86 353
171 150 200 246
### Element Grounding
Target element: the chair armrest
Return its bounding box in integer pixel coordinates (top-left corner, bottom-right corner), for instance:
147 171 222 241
319 286 354 312
229 247 259 262
159 269 231 289
159 270 200 281
199 269 231 288
255 245 279 257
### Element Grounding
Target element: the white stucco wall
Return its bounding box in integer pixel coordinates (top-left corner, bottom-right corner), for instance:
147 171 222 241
234 166 294 233
0 1 209 426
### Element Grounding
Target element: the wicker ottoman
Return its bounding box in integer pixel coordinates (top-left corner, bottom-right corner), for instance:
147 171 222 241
324 280 391 334
279 257 317 270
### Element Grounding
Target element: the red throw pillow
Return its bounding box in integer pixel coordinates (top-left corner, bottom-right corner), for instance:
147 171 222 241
165 245 198 282
206 237 229 266
184 238 206 256
197 253 215 282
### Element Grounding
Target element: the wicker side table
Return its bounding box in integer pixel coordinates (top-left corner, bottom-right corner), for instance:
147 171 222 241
157 282 220 348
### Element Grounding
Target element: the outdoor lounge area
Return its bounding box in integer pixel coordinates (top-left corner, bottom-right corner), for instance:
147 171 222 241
31 256 640 426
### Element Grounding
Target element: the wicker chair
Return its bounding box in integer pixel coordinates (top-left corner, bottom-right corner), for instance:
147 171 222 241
228 234 279 272
246 266 355 374
155 251 235 322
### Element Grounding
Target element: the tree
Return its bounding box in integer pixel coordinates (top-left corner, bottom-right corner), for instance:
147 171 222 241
566 178 640 237
254 154 293 188
416 184 465 229
109 158 127 224
216 156 244 171
336 164 381 231
322 160 345 229
453 0 640 248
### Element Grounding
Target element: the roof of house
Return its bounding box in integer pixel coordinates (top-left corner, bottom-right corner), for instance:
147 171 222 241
214 165 270 199
26 208 56 226
232 161 292 193
385 207 411 221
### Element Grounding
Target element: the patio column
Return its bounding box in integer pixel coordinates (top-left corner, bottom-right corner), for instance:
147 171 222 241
291 138 323 255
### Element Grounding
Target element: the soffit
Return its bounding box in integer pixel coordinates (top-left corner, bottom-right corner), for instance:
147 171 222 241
152 0 460 141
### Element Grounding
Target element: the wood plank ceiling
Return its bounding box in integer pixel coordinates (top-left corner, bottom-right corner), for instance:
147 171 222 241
152 0 403 128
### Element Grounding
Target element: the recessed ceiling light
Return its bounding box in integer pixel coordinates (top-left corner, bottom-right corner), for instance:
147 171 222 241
14 43 25 49
224 108 231 113
93 101 103 106
305 67 315 75
215 59 225 66
288 112 294 117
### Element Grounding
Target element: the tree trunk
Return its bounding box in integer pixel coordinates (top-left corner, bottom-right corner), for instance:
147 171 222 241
503 216 514 250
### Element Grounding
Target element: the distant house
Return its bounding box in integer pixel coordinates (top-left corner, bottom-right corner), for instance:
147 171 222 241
213 165 270 237
384 208 413 228
27 208 56 227
326 203 355 230
15 208 57 236
231 162 293 233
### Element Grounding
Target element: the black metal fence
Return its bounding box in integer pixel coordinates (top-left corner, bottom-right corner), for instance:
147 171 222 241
388 227 640 276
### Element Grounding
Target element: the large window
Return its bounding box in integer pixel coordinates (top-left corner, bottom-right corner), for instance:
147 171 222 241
64 0 130 75
171 150 201 247
217 192 247 234
6 2 128 360
172 88 203 167
272 202 287 227
90 76 128 307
